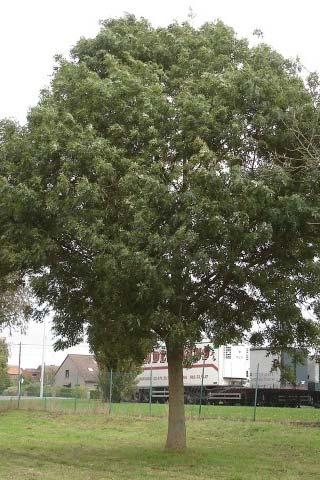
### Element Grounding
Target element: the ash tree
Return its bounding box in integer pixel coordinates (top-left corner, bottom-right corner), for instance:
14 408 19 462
1 16 320 450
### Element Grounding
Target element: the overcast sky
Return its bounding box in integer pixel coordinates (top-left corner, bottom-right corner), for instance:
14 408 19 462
1 0 320 367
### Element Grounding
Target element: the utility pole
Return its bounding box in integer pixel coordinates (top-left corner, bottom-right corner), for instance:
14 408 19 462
17 342 22 408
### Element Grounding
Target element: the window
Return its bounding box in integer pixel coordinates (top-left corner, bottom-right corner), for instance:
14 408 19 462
65 369 69 378
225 346 232 359
246 349 249 361
160 350 166 363
152 351 160 363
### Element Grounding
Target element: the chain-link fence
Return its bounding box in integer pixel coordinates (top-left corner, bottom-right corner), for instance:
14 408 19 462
0 341 319 422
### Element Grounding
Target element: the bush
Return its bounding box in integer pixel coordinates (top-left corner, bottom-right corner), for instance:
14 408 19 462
90 389 101 400
72 385 88 399
99 368 140 403
2 385 18 396
53 385 88 399
23 382 40 396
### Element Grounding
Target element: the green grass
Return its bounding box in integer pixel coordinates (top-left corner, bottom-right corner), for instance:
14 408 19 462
2 397 320 424
0 409 319 479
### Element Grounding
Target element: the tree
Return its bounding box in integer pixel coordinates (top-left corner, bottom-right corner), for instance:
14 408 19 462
1 16 320 450
92 327 143 402
44 365 59 386
0 274 32 330
0 338 10 393
98 363 141 403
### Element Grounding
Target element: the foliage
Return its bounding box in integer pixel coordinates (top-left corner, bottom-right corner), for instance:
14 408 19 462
0 275 32 330
23 381 41 396
2 382 89 398
89 389 101 400
0 338 9 393
1 16 320 351
98 365 141 403
44 365 59 386
2 385 18 396
94 334 143 402
53 385 88 399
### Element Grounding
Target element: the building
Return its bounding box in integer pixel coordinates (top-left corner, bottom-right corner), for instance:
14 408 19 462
307 358 320 385
7 365 20 383
23 367 41 382
136 343 250 389
250 348 320 389
54 354 99 390
250 349 281 388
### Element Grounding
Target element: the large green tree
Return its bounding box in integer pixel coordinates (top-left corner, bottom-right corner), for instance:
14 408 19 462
1 16 320 449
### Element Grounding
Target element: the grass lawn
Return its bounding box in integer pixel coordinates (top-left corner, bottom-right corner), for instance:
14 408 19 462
0 410 319 479
2 397 320 423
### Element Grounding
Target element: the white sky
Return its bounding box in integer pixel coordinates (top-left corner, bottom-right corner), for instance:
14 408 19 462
1 0 320 367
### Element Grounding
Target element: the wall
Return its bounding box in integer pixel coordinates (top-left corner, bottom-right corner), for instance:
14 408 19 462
250 349 281 388
54 356 84 388
137 343 250 388
308 359 320 384
221 345 250 383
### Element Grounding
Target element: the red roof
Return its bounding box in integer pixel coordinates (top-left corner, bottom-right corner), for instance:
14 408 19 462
7 365 19 376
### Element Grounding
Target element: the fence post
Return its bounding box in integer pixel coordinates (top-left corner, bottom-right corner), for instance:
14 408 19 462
74 396 77 412
253 363 260 422
109 369 113 415
17 342 22 409
149 365 153 416
198 356 206 417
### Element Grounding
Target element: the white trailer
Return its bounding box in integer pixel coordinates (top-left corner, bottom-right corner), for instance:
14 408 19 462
136 343 250 391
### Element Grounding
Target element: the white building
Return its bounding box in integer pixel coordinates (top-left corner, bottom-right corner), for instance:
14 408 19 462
136 343 250 389
250 349 281 388
250 348 320 388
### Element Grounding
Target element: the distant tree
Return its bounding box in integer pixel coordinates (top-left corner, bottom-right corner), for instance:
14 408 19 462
0 338 10 393
88 313 147 402
1 16 320 450
272 351 304 387
98 362 141 403
23 381 40 396
44 365 59 386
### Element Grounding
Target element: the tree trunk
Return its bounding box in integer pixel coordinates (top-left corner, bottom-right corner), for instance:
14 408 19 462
165 340 186 451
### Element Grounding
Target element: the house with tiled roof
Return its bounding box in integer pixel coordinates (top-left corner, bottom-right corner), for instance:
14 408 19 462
7 365 20 382
53 354 99 390
23 367 41 382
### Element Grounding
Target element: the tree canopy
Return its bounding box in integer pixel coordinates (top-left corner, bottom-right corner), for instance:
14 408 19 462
1 16 320 449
